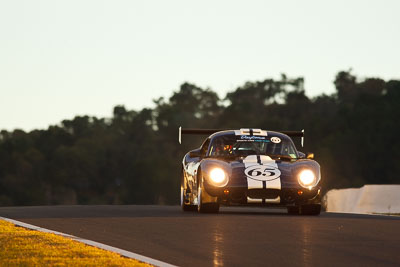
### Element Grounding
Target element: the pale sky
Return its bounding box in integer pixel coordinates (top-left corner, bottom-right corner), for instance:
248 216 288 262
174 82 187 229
1 0 399 131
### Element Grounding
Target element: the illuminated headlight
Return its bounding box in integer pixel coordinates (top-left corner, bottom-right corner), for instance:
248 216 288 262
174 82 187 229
209 168 228 186
298 169 316 189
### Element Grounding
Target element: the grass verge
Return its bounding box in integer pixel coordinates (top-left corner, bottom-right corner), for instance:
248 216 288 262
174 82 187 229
0 219 151 266
371 213 400 216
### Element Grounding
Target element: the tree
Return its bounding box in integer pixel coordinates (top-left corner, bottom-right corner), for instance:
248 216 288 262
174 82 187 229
0 71 399 206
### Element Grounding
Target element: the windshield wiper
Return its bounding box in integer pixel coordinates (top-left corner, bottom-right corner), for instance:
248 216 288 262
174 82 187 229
269 154 297 161
207 154 242 160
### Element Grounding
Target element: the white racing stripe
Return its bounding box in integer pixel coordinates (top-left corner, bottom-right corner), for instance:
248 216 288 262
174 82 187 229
0 216 176 267
243 155 281 204
234 128 268 136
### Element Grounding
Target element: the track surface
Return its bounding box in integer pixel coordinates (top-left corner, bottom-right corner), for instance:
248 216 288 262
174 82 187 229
1 205 399 267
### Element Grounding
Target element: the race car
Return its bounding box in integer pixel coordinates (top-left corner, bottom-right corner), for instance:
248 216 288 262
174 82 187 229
179 128 321 215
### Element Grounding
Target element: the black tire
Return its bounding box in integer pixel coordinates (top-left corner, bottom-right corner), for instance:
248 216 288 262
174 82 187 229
287 206 300 215
300 204 321 215
197 179 219 213
181 173 196 212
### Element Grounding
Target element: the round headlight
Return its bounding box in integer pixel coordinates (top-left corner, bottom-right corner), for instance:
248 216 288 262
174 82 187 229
209 168 227 186
298 169 316 188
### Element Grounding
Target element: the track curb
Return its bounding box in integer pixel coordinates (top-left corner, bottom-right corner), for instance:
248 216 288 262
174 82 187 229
0 216 177 267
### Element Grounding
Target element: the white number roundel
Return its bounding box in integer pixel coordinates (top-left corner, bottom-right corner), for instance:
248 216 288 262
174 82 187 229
270 137 281 143
244 165 281 181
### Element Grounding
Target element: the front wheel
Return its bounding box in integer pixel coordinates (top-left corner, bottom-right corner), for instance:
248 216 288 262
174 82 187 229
300 204 321 215
197 180 219 213
287 206 300 215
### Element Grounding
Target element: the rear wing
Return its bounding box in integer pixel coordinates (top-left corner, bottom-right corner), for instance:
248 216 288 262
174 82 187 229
178 127 305 147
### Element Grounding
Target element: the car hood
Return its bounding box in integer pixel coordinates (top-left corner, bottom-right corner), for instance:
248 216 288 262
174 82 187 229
201 155 320 187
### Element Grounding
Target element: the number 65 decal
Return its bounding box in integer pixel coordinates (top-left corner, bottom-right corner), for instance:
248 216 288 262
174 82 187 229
244 165 281 181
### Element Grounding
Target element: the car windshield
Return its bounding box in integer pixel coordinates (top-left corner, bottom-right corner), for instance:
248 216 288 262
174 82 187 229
208 134 298 159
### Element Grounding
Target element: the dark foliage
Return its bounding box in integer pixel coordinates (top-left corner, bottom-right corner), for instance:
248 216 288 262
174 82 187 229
0 71 399 206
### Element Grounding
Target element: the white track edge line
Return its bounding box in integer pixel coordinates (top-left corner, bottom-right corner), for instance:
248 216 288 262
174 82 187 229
0 216 177 267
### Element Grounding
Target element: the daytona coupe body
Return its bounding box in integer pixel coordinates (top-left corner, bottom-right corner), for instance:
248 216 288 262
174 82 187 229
180 128 321 215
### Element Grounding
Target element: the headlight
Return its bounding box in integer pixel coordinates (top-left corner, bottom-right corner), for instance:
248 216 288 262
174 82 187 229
298 169 316 188
209 168 228 186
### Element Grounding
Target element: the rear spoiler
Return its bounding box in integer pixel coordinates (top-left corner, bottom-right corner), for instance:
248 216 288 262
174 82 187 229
178 127 305 147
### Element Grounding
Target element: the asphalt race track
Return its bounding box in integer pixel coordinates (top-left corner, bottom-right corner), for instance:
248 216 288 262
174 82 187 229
1 205 399 266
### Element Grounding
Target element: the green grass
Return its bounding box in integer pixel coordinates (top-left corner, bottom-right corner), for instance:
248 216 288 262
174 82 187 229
371 213 400 216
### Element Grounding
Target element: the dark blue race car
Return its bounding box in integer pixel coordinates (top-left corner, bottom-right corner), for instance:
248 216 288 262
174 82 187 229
179 128 321 215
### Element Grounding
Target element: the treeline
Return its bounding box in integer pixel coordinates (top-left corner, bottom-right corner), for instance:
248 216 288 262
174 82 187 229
0 71 399 206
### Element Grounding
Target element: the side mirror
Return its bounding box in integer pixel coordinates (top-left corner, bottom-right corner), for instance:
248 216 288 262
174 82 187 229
189 149 201 158
298 152 306 159
306 152 314 159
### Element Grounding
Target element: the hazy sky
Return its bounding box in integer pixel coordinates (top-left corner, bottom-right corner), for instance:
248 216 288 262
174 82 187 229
1 0 399 131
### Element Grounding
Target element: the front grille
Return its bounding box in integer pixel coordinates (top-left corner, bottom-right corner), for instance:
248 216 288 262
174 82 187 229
247 189 280 199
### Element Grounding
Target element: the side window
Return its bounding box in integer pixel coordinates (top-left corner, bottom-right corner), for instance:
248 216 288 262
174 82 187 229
200 139 210 156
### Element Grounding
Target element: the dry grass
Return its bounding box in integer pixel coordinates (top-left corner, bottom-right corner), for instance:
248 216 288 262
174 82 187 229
0 219 151 266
